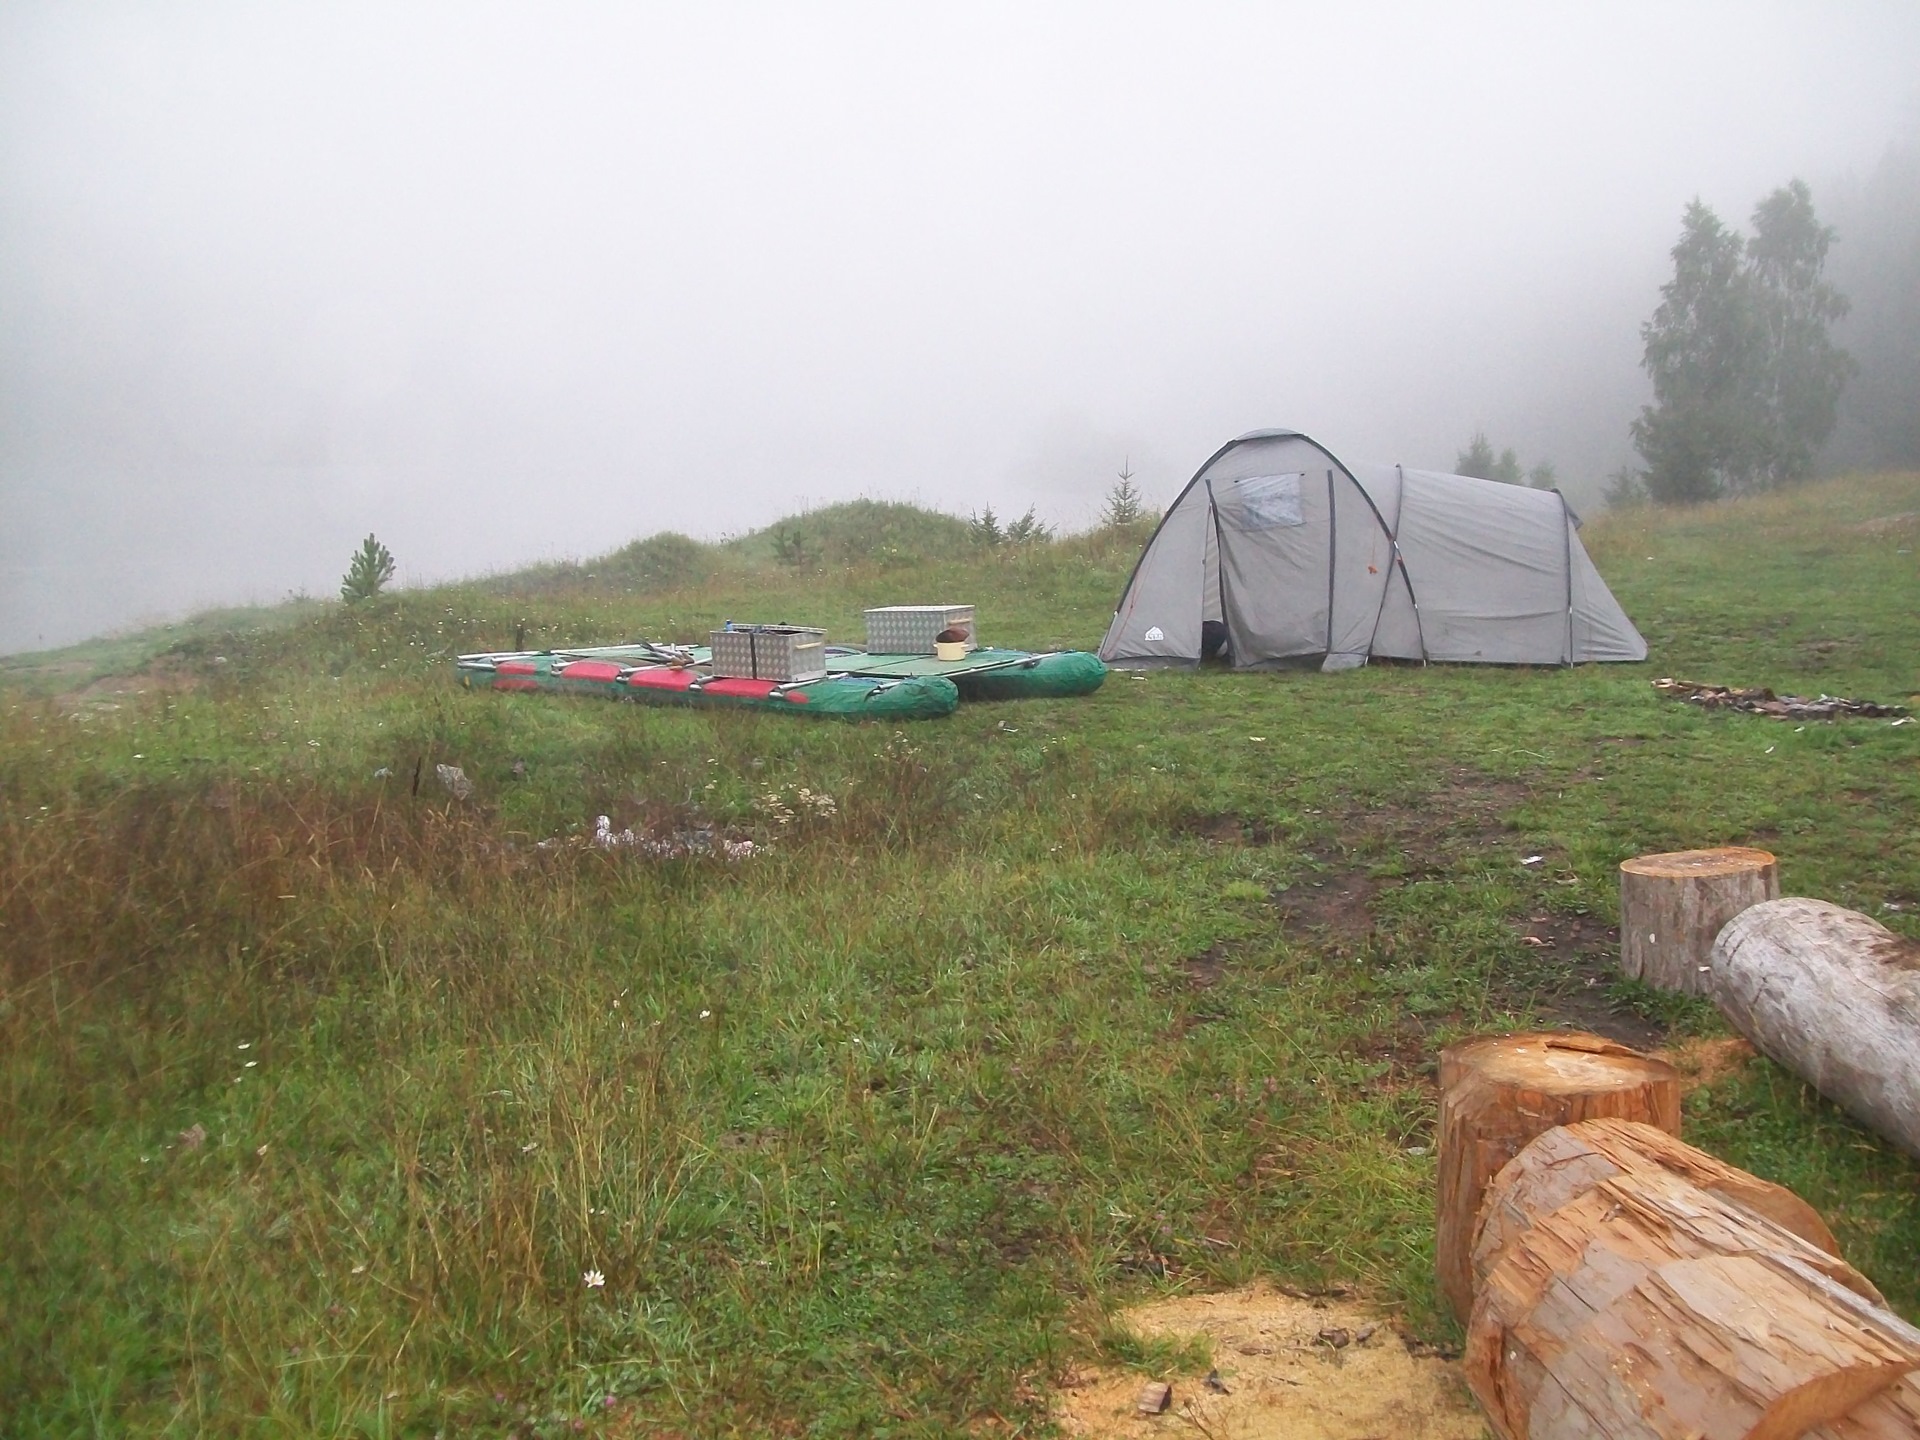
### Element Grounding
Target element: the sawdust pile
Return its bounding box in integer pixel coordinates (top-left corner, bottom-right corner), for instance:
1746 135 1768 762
1054 1284 1487 1439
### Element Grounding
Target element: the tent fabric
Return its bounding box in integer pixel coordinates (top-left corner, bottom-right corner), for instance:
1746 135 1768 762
1099 429 1647 669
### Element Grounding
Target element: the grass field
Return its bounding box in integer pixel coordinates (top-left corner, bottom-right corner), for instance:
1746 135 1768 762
3 476 1917 1437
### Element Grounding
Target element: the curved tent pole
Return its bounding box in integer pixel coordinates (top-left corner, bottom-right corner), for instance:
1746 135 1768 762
1557 488 1575 666
1324 470 1338 656
1356 463 1430 664
1206 478 1230 650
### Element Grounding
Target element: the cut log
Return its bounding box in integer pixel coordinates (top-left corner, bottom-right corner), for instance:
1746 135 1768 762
1436 1032 1680 1321
1620 846 1779 994
1711 897 1920 1159
1466 1124 1920 1440
1468 1117 1856 1301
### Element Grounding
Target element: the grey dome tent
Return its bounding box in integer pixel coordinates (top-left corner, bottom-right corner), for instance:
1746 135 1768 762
1099 429 1646 670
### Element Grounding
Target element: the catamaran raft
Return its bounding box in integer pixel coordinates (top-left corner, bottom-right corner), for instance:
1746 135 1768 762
455 606 1105 721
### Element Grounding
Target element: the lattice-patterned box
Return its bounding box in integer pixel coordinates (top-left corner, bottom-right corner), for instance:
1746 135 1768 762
862 605 976 655
708 625 827 682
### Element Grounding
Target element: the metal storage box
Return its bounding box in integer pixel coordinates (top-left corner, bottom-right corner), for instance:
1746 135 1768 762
708 625 827 682
863 605 976 655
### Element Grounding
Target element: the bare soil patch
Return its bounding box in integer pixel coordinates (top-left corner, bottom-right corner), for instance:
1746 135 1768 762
1183 812 1280 846
1499 910 1667 1050
1337 768 1533 866
1849 511 1919 536
1181 945 1231 990
52 653 205 710
1345 1022 1438 1091
1273 867 1378 943
1054 1285 1485 1439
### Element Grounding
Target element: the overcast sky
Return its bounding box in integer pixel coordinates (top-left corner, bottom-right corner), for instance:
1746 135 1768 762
3 3 1917 652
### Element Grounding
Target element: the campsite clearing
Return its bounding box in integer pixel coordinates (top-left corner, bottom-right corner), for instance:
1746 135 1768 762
1 475 1915 1435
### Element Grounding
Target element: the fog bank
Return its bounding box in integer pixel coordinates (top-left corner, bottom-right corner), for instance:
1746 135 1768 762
4 3 1917 651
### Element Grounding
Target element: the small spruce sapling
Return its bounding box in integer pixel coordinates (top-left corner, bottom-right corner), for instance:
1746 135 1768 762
770 523 811 569
1102 459 1146 527
340 535 396 603
1005 507 1053 545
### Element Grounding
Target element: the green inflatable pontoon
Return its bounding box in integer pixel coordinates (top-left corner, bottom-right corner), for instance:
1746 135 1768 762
824 647 1106 700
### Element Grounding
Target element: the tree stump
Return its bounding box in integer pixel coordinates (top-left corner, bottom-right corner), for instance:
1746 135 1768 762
1619 846 1778 994
1711 897 1920 1158
1436 1032 1680 1322
1465 1120 1920 1440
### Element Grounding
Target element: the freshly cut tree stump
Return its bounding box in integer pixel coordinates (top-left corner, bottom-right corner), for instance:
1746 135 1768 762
1436 1032 1680 1321
1468 1117 1857 1302
1620 846 1779 994
1465 1124 1920 1440
1712 897 1920 1159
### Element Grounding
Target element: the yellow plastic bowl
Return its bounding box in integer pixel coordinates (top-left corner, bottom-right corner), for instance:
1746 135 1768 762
934 640 968 662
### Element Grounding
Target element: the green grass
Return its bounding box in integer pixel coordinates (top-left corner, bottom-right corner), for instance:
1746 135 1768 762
2 477 1916 1436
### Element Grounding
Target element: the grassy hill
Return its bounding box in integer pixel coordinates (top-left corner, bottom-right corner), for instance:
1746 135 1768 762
2 477 1916 1435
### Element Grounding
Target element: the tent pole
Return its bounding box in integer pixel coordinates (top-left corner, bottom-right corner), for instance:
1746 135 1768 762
1355 463 1428 664
1206 478 1231 664
1558 490 1575 666
1324 469 1337 657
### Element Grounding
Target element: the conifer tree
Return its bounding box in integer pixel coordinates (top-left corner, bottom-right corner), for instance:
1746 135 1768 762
340 534 396 602
1632 183 1852 502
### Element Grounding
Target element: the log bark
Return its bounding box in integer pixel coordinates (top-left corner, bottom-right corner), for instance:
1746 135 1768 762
1466 1122 1920 1440
1711 897 1920 1159
1620 846 1779 994
1468 1117 1855 1302
1436 1032 1680 1322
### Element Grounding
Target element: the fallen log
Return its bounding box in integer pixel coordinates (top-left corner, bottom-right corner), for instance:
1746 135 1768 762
1619 846 1778 994
1466 1120 1920 1440
1711 897 1920 1159
1436 1032 1679 1321
1467 1117 1854 1301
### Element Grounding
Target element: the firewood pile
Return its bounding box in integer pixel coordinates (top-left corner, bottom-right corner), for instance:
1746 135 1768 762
1438 846 1920 1436
1440 1037 1920 1438
1652 676 1908 719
